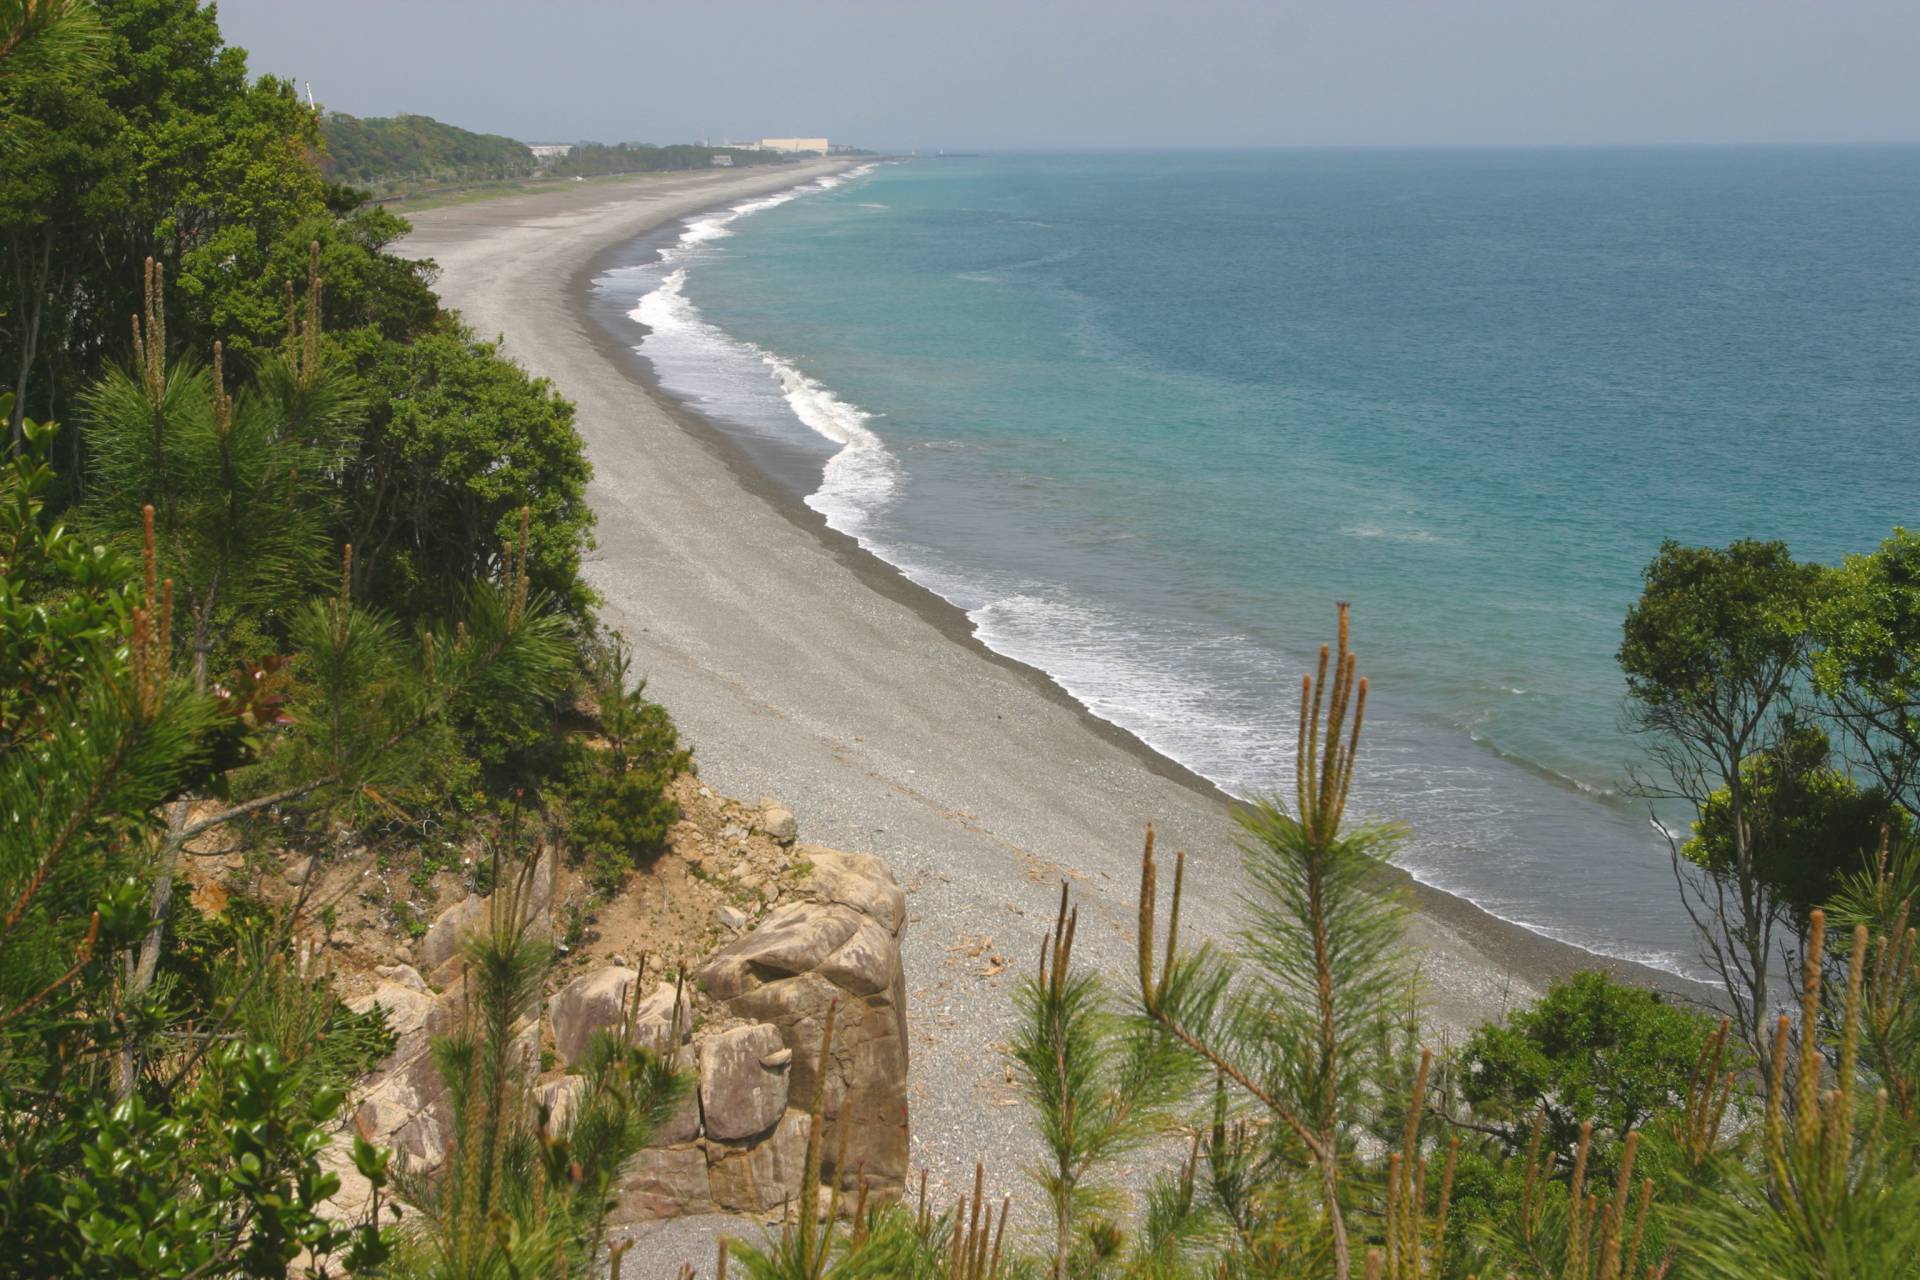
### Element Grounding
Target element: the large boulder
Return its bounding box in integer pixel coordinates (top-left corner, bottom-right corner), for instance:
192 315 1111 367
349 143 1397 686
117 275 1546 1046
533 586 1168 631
695 847 909 1201
653 1083 703 1146
345 968 540 1181
417 895 489 974
347 981 435 1039
550 967 687 1067
697 1024 790 1141
416 849 558 980
610 1146 713 1223
699 903 862 1000
538 1076 585 1133
801 848 906 933
705 1110 813 1214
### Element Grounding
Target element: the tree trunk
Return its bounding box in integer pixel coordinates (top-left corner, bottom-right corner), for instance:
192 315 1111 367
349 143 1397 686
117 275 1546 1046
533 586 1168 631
8 230 52 451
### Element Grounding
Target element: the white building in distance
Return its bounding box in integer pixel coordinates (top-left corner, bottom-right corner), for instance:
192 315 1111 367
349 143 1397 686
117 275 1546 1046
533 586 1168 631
754 137 828 154
528 143 574 159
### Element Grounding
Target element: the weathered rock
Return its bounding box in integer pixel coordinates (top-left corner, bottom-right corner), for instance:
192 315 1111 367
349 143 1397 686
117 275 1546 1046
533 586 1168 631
798 848 906 933
284 857 313 886
713 904 749 931
417 894 488 973
653 1083 702 1146
416 851 557 979
706 1109 812 1214
610 1146 713 1222
759 807 799 845
817 916 899 997
347 966 541 1183
550 965 634 1064
549 968 687 1066
698 1024 790 1141
538 1076 584 1132
374 963 429 993
354 1045 453 1169
698 903 862 1000
694 848 911 1199
347 981 436 1038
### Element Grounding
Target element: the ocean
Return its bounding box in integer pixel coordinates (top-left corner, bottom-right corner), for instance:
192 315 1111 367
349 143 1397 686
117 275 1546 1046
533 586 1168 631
589 149 1920 980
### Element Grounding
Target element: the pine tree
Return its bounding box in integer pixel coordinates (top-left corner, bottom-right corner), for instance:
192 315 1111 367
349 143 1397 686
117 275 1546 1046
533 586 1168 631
1134 604 1412 1279
392 832 686 1278
1012 884 1197 1277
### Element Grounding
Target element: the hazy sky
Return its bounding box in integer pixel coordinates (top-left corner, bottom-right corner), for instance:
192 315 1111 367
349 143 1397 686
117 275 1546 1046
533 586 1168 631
219 0 1920 150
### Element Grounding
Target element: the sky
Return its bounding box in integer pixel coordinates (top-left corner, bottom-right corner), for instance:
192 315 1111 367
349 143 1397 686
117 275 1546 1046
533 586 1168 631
218 0 1920 151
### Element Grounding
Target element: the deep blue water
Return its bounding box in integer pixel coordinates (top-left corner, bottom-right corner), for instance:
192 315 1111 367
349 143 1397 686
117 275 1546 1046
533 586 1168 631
592 149 1920 978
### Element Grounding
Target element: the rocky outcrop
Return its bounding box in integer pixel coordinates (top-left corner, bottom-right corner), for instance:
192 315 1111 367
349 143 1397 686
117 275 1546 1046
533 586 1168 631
615 1147 713 1219
416 895 487 974
609 846 909 1223
549 966 687 1066
698 1024 790 1140
322 830 909 1232
322 854 559 1223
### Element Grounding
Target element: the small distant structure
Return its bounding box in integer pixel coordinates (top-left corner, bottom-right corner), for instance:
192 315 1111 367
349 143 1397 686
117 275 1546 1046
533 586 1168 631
528 143 574 160
710 153 734 167
752 137 829 155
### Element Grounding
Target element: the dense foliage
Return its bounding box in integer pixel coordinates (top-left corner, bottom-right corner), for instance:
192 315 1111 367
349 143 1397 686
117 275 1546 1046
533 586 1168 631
342 321 596 624
319 111 535 190
559 634 689 894
1457 971 1719 1151
1619 532 1920 1080
0 5 678 1275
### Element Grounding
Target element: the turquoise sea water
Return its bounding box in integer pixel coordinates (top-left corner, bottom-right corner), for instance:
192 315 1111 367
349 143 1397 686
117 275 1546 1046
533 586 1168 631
591 150 1920 978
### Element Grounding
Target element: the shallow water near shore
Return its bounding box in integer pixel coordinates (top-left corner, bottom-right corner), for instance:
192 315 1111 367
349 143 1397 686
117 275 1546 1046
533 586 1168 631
589 149 1920 981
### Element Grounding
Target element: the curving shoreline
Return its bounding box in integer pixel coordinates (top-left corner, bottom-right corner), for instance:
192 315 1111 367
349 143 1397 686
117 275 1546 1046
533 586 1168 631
399 161 1710 1269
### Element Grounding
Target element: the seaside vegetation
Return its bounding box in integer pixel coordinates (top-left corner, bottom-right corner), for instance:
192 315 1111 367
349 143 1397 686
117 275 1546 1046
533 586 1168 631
7 5 1920 1279
1 3 683 1273
546 141 790 180
725 602 1920 1280
316 112 791 198
319 112 537 192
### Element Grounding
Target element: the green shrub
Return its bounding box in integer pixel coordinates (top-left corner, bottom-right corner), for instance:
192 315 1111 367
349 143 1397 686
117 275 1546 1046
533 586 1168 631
1456 970 1719 1153
562 730 684 894
560 635 688 895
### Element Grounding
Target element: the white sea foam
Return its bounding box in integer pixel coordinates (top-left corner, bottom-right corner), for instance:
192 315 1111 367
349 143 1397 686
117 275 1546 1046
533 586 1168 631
965 592 1296 796
616 159 1714 988
766 355 898 536
662 164 879 259
1340 524 1446 545
629 164 897 538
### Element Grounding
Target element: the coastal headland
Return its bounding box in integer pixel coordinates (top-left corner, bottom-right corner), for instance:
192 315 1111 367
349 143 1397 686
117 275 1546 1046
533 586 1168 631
400 161 1708 1268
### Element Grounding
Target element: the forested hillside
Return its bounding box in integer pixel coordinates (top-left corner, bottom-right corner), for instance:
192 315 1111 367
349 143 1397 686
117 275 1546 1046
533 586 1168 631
319 111 534 188
316 114 788 193
548 140 787 177
0 4 691 1270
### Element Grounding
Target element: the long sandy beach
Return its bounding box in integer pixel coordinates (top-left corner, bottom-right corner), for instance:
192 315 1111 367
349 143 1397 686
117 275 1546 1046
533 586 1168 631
400 162 1698 1274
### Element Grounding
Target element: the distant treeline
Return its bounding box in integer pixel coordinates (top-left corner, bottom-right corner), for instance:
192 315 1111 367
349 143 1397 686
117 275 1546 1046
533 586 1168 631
319 114 799 191
320 112 536 188
548 142 789 178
